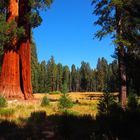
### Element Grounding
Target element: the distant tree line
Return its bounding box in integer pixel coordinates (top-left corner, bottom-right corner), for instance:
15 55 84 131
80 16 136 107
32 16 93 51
31 40 119 93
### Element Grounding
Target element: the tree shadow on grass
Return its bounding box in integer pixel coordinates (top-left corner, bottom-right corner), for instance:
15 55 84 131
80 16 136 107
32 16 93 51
0 111 96 140
1 109 140 140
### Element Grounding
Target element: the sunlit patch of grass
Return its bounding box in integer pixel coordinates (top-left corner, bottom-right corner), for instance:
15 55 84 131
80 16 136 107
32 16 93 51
0 108 15 118
70 104 96 116
15 104 25 109
0 92 104 124
27 105 35 110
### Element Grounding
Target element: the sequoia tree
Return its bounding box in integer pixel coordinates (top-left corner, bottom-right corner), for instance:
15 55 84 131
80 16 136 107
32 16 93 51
0 0 24 98
19 0 52 99
0 0 52 99
18 0 33 99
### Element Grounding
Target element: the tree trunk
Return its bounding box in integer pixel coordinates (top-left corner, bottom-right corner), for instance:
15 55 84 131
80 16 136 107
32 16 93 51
0 0 24 99
19 0 33 99
116 7 127 109
118 46 127 109
19 40 33 99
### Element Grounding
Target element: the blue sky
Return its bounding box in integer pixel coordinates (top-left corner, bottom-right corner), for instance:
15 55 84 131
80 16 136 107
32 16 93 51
33 0 115 69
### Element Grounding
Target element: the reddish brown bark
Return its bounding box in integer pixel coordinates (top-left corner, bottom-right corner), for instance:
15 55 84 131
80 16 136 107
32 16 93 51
19 40 33 99
0 0 24 99
19 0 33 99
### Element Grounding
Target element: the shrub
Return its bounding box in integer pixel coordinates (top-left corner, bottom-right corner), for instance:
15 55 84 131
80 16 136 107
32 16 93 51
28 111 46 124
0 108 15 117
58 93 73 109
0 96 7 107
41 96 50 107
127 93 139 110
97 89 115 116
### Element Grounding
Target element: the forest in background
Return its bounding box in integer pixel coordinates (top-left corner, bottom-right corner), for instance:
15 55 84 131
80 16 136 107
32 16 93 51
1 35 139 95
31 39 119 93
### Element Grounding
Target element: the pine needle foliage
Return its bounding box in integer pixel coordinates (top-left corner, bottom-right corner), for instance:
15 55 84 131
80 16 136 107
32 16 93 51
97 89 115 116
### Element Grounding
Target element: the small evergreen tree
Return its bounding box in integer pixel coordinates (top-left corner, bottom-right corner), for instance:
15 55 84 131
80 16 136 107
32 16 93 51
41 96 50 107
59 83 73 110
97 89 115 116
62 83 69 94
58 94 73 110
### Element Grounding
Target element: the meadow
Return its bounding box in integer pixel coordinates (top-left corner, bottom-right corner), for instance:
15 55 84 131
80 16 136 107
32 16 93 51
0 92 103 123
1 92 140 140
0 92 101 139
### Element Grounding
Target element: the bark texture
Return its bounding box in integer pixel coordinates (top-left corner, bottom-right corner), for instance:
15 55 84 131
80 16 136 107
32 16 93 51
19 0 33 99
0 0 24 98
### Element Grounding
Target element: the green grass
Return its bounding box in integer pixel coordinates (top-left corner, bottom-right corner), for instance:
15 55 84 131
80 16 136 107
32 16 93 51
49 91 61 94
0 96 7 107
0 108 15 117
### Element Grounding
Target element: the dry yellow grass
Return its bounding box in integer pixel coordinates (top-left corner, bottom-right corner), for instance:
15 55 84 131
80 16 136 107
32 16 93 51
34 92 118 101
0 92 116 123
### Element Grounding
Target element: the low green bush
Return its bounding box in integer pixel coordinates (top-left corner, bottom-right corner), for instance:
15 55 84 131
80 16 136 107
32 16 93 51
0 96 7 107
0 108 15 117
41 96 50 107
58 94 73 109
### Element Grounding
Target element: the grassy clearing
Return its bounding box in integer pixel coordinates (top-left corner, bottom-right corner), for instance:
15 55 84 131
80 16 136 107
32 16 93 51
1 92 140 140
0 92 114 124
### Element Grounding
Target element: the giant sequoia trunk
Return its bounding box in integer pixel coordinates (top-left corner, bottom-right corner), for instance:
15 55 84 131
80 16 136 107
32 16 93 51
0 0 24 98
0 0 33 99
19 0 33 99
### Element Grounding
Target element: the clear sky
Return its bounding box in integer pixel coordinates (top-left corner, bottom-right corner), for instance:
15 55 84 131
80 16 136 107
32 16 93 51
33 0 115 69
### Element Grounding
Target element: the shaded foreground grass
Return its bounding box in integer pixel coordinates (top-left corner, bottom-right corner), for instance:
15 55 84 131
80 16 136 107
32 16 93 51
0 111 95 140
1 92 140 140
1 109 140 140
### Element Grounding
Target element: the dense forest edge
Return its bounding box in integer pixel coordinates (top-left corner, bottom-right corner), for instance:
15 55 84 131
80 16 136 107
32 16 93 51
31 39 119 93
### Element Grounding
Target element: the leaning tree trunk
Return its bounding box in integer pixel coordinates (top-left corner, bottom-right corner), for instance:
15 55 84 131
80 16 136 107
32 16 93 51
19 0 33 99
0 0 24 98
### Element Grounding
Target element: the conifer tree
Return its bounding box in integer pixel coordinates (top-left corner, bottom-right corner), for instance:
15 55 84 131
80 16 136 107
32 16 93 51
0 0 52 99
31 39 40 93
92 0 129 108
62 66 70 91
71 64 77 92
56 63 63 91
